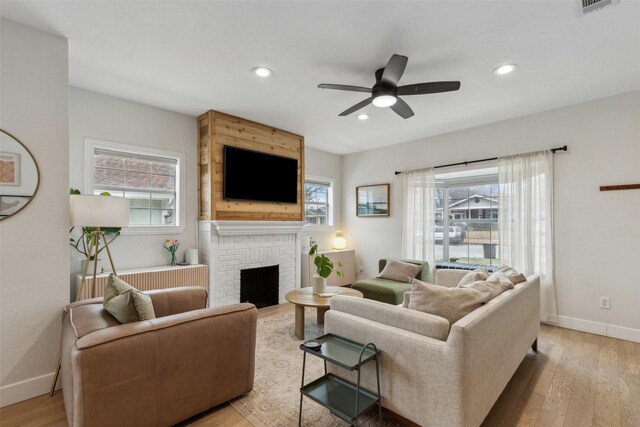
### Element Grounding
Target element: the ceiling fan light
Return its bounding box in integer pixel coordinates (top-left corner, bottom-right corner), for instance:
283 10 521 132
372 95 397 108
493 64 517 75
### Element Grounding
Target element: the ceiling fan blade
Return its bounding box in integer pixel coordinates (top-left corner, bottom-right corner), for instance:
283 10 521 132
318 84 371 93
397 81 461 96
381 54 408 86
390 97 414 119
339 97 372 116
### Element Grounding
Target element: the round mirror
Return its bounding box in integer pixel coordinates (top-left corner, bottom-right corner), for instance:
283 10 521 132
0 129 40 221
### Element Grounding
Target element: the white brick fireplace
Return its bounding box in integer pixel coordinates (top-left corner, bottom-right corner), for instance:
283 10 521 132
198 221 306 306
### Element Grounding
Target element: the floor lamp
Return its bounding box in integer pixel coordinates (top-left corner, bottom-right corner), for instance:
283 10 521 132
50 195 129 396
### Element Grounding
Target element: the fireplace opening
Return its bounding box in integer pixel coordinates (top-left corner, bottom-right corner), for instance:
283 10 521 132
240 265 279 309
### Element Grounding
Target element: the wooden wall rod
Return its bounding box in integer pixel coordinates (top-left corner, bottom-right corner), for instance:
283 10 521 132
599 184 640 192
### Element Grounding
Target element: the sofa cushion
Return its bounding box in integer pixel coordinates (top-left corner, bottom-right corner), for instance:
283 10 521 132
458 271 514 299
377 259 423 283
457 267 489 287
330 295 450 341
103 274 156 324
494 264 527 285
352 278 412 305
408 278 491 324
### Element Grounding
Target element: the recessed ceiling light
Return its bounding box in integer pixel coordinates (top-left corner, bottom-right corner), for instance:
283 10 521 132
493 64 517 76
357 114 370 120
253 67 273 77
372 95 397 108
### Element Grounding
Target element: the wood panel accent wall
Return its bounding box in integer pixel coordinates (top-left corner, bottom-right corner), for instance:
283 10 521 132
197 110 305 221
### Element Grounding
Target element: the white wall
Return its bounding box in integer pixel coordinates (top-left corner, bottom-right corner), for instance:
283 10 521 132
343 90 640 340
300 146 343 251
69 87 197 276
0 19 70 406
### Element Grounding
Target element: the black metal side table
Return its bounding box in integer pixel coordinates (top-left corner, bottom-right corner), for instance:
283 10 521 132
298 333 381 426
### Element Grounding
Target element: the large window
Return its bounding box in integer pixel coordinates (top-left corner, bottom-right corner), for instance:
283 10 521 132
435 172 500 266
304 178 333 225
85 139 184 233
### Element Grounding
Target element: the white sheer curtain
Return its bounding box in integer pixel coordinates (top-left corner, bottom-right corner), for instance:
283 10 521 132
401 168 436 280
498 150 558 324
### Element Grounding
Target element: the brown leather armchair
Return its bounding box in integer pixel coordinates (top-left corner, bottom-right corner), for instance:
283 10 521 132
60 287 257 427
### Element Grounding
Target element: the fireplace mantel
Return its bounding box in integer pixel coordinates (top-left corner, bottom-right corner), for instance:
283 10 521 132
200 220 306 236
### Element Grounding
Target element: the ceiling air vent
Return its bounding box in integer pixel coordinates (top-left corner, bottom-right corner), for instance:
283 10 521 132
582 0 612 13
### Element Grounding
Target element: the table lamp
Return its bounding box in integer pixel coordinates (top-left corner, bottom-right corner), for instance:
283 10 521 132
333 231 347 250
70 195 129 300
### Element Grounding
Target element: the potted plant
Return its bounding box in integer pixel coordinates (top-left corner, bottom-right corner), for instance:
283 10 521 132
308 239 344 294
69 188 122 273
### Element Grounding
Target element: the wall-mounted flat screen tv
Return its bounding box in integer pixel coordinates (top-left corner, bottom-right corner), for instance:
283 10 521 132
223 145 298 204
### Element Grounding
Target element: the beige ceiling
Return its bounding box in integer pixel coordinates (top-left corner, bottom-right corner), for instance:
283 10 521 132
2 1 640 154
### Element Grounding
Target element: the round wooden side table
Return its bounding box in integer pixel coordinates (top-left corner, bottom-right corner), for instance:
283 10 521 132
285 286 363 339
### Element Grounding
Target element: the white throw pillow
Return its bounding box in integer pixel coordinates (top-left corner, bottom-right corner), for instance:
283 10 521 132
459 270 514 299
378 259 423 283
408 278 491 325
494 265 527 285
457 267 489 287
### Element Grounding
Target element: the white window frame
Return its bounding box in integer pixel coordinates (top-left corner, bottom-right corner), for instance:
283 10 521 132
84 138 186 235
435 170 499 266
303 175 335 230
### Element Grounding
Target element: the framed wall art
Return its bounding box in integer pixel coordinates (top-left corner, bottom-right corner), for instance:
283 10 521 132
0 152 20 186
356 183 390 217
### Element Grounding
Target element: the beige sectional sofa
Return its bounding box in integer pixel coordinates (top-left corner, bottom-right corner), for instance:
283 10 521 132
325 269 540 427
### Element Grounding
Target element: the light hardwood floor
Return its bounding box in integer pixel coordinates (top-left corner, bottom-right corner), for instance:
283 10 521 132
1 303 638 427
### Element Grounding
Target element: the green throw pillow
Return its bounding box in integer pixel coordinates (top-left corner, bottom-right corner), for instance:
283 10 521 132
103 274 156 324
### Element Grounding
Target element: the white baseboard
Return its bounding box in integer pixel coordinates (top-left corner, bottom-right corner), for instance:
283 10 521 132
0 371 61 408
607 324 640 343
557 315 640 343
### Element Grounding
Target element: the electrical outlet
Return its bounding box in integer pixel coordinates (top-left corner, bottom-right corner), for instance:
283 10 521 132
599 296 610 309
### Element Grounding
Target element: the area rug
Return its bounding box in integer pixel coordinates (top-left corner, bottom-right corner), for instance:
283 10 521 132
230 307 405 426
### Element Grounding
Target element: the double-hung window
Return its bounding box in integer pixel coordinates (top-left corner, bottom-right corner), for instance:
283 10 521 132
304 178 333 226
85 139 185 233
435 168 499 266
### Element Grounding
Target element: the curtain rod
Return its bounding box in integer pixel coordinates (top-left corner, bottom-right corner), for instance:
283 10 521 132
394 145 567 176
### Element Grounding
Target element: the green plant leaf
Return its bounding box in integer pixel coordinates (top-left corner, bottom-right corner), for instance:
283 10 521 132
308 242 318 256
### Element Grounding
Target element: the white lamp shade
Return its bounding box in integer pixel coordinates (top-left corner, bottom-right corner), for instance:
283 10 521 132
70 195 129 227
333 231 347 250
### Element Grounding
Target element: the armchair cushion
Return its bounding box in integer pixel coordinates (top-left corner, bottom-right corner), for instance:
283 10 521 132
351 278 411 305
103 274 156 324
352 258 429 305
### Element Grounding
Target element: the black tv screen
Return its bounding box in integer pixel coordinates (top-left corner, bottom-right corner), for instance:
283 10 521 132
223 146 298 204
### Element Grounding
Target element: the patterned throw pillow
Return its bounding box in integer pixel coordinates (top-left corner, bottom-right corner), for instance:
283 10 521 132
103 274 156 324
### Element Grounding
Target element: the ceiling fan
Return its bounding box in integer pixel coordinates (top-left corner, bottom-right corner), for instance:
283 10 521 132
318 54 461 119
